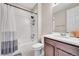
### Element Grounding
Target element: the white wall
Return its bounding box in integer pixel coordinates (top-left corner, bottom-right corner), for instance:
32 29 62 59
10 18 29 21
41 3 53 35
38 4 42 42
53 10 66 32
38 3 53 43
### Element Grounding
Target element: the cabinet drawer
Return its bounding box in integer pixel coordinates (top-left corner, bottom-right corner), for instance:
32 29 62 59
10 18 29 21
56 41 79 56
44 38 56 46
57 49 73 56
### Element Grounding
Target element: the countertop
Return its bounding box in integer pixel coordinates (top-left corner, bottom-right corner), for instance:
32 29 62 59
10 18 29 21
44 33 79 46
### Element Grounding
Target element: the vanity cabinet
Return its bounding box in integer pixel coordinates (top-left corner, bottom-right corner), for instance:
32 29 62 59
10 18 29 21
44 37 79 56
44 42 55 56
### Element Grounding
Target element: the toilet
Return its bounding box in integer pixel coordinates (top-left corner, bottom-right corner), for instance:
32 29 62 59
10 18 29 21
32 43 44 56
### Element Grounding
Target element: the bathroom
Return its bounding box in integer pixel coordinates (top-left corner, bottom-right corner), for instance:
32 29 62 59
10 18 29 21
0 3 79 56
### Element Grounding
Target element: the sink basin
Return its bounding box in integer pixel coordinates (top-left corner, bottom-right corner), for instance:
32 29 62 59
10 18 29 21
52 34 71 39
54 35 69 38
54 35 78 40
52 32 70 38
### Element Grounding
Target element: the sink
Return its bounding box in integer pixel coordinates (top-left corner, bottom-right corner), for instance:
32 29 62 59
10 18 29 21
53 34 71 39
60 36 70 39
54 35 78 40
50 32 73 39
54 35 69 38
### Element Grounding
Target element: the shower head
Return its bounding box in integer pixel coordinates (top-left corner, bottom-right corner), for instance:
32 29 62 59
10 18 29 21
31 16 34 19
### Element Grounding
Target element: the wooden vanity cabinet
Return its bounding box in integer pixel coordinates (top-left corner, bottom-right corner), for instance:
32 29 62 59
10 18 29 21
44 37 79 56
44 42 55 56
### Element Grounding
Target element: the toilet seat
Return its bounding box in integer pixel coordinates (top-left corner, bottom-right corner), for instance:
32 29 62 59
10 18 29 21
32 43 43 50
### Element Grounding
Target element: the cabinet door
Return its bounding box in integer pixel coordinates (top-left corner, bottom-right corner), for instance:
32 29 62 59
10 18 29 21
44 42 55 56
57 48 73 56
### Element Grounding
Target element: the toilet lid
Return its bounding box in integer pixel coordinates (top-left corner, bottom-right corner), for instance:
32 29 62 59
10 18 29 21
32 43 43 49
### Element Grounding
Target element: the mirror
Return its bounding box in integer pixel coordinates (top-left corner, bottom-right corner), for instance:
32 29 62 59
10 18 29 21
52 3 79 33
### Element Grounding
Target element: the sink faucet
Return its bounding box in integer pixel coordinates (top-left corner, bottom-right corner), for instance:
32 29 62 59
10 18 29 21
60 33 66 36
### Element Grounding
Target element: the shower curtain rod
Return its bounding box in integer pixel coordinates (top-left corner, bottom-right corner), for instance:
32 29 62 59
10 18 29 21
4 3 37 14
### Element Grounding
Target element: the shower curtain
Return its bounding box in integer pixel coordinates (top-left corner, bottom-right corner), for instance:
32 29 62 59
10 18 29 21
0 4 18 55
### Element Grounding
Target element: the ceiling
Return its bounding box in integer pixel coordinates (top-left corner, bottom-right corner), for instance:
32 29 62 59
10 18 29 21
53 3 79 14
9 3 79 14
11 3 36 10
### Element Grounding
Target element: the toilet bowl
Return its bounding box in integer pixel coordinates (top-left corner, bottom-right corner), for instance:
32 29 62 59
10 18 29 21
32 43 44 56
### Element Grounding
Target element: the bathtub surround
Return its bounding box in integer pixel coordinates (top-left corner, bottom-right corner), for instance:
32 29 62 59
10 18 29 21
15 9 38 55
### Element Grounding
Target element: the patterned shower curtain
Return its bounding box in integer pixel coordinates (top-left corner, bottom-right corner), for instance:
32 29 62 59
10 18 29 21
0 4 18 55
